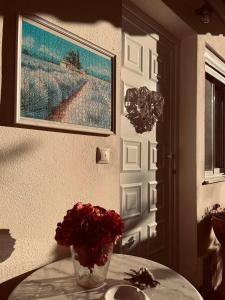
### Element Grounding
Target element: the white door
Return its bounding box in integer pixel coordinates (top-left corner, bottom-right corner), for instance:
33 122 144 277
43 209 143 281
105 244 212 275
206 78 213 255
120 4 177 268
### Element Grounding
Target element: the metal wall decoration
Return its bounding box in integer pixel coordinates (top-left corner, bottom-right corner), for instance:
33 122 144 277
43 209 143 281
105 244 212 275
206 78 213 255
125 86 165 134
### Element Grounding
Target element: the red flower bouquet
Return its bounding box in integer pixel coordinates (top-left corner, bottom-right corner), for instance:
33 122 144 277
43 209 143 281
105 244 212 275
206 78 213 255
55 202 124 270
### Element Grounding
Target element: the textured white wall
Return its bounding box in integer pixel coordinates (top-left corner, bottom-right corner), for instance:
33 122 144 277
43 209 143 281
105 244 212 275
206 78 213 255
179 32 225 287
178 34 198 284
196 34 225 287
197 34 225 221
0 15 121 283
0 15 2 103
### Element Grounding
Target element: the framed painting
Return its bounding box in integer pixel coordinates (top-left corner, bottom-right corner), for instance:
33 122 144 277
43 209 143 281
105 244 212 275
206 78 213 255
16 15 116 134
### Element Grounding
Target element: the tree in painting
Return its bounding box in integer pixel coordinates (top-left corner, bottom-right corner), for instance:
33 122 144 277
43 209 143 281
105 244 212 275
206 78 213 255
63 50 81 70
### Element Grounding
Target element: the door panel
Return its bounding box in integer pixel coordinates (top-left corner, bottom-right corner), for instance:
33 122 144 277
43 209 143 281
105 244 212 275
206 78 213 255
122 139 142 171
120 5 177 267
124 33 143 74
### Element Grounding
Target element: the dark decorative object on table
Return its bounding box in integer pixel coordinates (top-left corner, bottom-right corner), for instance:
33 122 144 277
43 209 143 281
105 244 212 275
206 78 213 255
125 86 164 134
124 267 160 290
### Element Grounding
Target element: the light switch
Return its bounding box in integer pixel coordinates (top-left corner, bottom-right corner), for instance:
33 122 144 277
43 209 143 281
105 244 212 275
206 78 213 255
96 147 110 164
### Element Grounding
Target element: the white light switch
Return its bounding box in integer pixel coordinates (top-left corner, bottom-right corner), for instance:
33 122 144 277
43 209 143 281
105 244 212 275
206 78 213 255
96 147 110 164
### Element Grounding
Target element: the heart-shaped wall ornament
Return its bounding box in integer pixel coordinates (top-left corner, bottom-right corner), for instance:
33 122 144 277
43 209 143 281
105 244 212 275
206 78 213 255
125 86 165 134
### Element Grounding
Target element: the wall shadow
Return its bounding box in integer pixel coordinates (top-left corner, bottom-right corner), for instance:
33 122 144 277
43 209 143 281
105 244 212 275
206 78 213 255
0 0 122 26
5 275 126 300
50 244 70 261
0 141 38 164
0 268 38 300
198 216 213 256
197 209 223 299
0 229 16 263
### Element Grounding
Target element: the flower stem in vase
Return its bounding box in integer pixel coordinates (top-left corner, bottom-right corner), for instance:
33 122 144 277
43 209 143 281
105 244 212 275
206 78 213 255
71 244 113 289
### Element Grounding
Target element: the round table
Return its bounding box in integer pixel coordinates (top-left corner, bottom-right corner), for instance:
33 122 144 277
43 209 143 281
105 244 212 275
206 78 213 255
9 254 203 300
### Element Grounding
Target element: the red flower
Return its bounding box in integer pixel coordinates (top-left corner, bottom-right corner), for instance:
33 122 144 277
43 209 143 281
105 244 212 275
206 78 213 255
55 202 124 269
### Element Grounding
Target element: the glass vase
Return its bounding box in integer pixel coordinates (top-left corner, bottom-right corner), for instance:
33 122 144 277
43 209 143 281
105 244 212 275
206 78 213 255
71 243 113 289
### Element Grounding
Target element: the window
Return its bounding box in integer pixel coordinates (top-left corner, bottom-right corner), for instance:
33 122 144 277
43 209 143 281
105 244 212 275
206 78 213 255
205 48 225 178
205 74 225 176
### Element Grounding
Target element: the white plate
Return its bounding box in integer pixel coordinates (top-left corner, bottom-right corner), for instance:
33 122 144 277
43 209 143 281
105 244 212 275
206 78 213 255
103 284 150 300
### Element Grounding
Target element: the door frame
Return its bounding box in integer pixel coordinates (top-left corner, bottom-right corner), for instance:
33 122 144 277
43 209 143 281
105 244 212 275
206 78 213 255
122 0 179 270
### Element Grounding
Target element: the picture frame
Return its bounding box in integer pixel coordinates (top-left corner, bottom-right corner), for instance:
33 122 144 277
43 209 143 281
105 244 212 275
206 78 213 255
16 15 116 135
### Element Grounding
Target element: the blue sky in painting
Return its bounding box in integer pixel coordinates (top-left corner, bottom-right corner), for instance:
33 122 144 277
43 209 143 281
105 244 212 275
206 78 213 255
22 20 112 81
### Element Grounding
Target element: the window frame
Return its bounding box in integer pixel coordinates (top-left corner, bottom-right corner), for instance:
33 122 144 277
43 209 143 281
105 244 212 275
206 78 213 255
204 48 225 180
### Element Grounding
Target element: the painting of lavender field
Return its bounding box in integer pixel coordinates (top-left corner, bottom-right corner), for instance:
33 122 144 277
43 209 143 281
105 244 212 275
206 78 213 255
17 16 114 133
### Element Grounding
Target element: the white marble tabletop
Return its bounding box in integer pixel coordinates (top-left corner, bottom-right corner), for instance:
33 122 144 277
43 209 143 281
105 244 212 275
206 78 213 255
8 254 203 300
